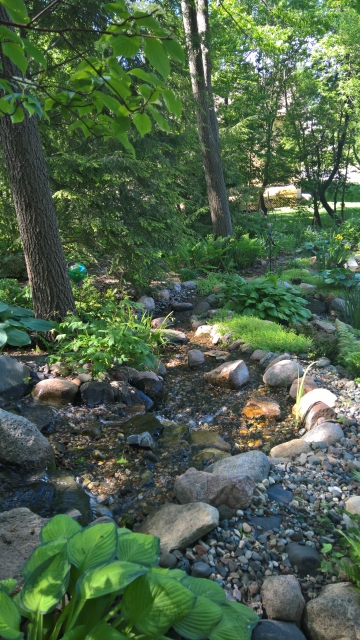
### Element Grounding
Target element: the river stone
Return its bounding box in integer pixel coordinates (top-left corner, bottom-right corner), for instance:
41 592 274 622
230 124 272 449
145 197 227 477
0 508 48 584
192 301 211 315
270 439 311 459
80 381 115 408
303 582 360 640
138 296 155 313
307 297 327 315
15 404 55 433
299 282 316 294
189 448 231 469
137 502 219 553
303 403 337 430
313 318 336 333
0 408 55 469
191 562 212 578
204 359 250 389
162 329 189 344
302 422 344 445
263 360 303 387
289 376 318 399
261 575 305 623
252 620 306 640
0 356 31 400
182 281 196 289
286 542 321 577
189 431 231 452
242 396 281 420
121 413 163 436
188 349 205 368
195 325 212 336
171 302 194 312
155 288 170 302
135 373 163 399
264 353 291 372
250 349 268 361
298 388 337 417
174 467 255 510
207 450 270 484
330 297 346 315
32 378 79 406
151 316 171 329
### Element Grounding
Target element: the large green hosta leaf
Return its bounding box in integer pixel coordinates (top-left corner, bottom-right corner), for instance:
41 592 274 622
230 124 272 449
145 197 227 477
5 328 31 347
20 550 70 614
77 560 147 599
173 596 223 640
85 621 127 640
68 522 117 572
117 531 160 565
209 602 259 640
40 514 82 542
180 576 227 604
23 538 68 579
0 591 23 640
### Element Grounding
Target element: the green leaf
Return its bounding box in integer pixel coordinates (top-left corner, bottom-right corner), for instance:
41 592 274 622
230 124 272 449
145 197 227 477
180 576 227 604
103 2 127 14
85 621 127 640
0 301 9 313
116 133 135 155
148 105 170 131
0 0 29 23
162 89 182 117
20 550 70 615
23 538 68 579
122 572 195 636
112 116 130 135
174 596 223 640
20 318 55 332
67 522 117 573
77 560 147 599
61 626 87 640
0 26 22 44
94 91 120 114
22 39 47 69
6 305 33 316
10 106 25 125
0 579 17 595
129 68 163 86
142 38 170 79
5 328 30 347
107 78 131 98
209 602 259 640
110 35 141 57
0 328 7 347
2 43 27 75
133 112 152 136
0 97 11 114
162 38 185 64
117 531 160 565
0 591 23 640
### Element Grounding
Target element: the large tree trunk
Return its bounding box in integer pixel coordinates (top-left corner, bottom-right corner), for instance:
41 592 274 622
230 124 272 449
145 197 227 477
0 6 76 319
181 0 232 237
318 110 350 222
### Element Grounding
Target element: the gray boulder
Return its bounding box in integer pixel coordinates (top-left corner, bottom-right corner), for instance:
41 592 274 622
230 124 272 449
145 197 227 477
0 355 30 400
0 408 55 469
302 421 344 445
286 542 321 577
80 381 115 407
252 621 306 640
313 318 336 333
261 575 305 623
270 439 311 459
263 360 303 387
0 508 48 585
32 378 79 406
330 297 346 315
303 582 360 640
137 502 219 553
188 349 205 368
264 353 290 371
192 301 211 315
207 450 270 484
204 359 250 389
138 296 155 313
162 329 189 344
174 467 255 510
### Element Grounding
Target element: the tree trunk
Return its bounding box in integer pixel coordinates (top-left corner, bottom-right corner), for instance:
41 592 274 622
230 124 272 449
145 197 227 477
181 0 232 237
0 6 76 319
259 192 268 217
313 197 322 228
318 110 350 222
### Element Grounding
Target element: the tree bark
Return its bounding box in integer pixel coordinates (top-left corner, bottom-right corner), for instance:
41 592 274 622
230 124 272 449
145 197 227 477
181 0 232 237
0 6 76 319
318 110 350 221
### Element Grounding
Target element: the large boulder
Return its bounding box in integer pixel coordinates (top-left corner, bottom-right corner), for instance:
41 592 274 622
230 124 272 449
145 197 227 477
174 467 255 510
0 408 55 469
80 381 115 408
302 421 344 445
263 360 303 387
252 620 306 640
207 450 270 484
32 378 79 406
204 360 250 389
270 439 311 460
8 404 55 433
264 353 290 371
303 582 360 640
137 502 219 553
261 575 305 623
0 508 48 584
0 355 30 400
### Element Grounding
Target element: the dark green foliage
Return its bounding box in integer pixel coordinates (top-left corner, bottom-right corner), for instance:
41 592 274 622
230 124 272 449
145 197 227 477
0 254 27 278
0 514 259 640
297 323 339 362
335 319 360 376
344 286 360 330
0 302 54 348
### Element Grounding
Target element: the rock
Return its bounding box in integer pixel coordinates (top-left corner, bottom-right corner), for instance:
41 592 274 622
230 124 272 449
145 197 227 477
159 553 178 569
182 281 196 289
191 562 212 578
242 397 281 420
162 329 189 344
134 373 163 399
307 297 327 315
270 439 311 459
80 381 115 408
0 409 55 469
138 296 155 313
313 318 336 333
204 360 250 389
267 484 294 505
127 431 154 449
8 404 55 433
345 496 360 518
137 502 219 553
289 376 318 399
32 378 79 406
302 421 344 445
0 508 48 584
330 297 346 315
228 339 244 352
286 542 321 577
121 413 163 436
252 620 306 640
299 283 316 293
77 373 91 383
264 353 290 371
207 450 270 484
250 349 269 361
188 349 205 368
298 388 337 417
170 281 182 293
189 431 231 452
155 289 170 302
303 582 360 640
190 448 231 470
151 317 171 329
49 361 70 376
174 467 255 510
195 325 212 336
261 575 305 623
0 356 31 401
316 357 332 368
303 403 337 430
192 301 211 315
263 360 303 387
347 257 359 271
171 302 194 312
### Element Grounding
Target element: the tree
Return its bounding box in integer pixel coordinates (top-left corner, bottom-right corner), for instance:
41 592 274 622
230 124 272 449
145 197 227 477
181 0 233 237
0 0 184 317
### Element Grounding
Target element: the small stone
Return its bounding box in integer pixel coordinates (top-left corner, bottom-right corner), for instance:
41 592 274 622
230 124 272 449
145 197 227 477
250 349 268 361
286 543 321 577
171 302 194 312
191 562 213 578
155 289 170 302
270 439 311 459
204 360 250 389
159 553 177 569
302 422 344 446
263 360 303 388
188 349 205 368
162 329 189 344
182 281 196 289
242 522 252 533
316 357 332 368
138 296 155 313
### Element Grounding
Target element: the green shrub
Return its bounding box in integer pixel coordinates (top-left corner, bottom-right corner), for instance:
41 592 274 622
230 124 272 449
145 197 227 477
280 269 318 285
211 314 312 353
214 274 312 324
0 279 24 306
335 319 360 376
196 273 225 296
296 323 339 361
344 286 360 330
340 215 360 249
0 514 259 640
0 302 54 348
0 253 27 278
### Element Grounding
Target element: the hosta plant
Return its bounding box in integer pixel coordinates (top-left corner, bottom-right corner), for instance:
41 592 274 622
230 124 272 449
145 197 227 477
0 302 55 348
0 515 259 640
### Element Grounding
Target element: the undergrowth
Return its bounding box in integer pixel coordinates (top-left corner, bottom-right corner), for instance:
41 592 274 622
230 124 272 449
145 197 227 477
336 319 360 376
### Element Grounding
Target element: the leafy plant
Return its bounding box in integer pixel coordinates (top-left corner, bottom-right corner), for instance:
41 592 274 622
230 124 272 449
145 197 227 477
303 231 351 270
294 362 315 428
319 267 355 288
0 279 29 307
210 314 312 354
0 302 54 348
0 514 259 640
335 319 360 376
214 274 312 324
344 285 360 330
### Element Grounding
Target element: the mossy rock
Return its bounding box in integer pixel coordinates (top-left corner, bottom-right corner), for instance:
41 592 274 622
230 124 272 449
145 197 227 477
121 413 163 436
189 447 231 470
160 421 190 452
189 430 231 452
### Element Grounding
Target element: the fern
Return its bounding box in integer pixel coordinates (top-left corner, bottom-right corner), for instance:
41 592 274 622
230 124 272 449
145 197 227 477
335 319 360 376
